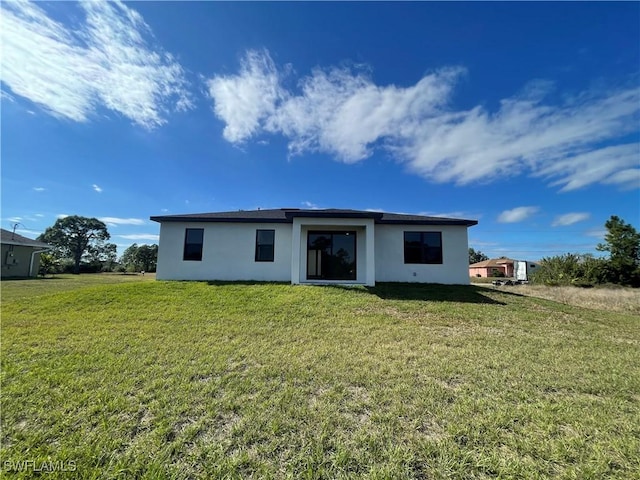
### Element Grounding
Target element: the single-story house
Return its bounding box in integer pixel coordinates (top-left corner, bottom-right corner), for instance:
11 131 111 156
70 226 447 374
469 258 540 279
1 228 51 278
151 208 478 286
469 258 515 278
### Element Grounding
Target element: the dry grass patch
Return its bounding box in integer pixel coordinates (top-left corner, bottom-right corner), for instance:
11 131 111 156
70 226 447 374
485 284 640 313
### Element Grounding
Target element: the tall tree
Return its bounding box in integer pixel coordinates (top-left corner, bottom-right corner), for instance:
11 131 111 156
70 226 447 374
86 241 118 272
135 244 158 272
120 243 139 271
596 215 640 286
469 247 489 264
119 243 158 272
38 216 110 274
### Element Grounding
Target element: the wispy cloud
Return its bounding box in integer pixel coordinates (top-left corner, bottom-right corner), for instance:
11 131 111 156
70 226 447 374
301 201 320 209
1 0 192 129
1 90 15 102
419 210 480 220
497 206 539 223
32 187 46 192
552 212 591 227
208 49 639 191
585 228 607 239
92 184 103 193
99 217 145 226
208 49 282 143
118 234 159 241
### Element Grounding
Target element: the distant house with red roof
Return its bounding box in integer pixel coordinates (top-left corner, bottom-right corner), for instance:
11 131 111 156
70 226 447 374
469 257 515 278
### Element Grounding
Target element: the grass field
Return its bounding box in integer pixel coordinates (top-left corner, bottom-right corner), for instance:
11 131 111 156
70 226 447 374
2 275 639 479
484 284 640 314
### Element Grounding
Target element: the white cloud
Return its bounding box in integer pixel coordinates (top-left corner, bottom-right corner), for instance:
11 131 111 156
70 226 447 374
1 0 192 129
57 214 69 219
16 228 43 237
602 168 640 190
1 90 15 102
118 234 159 241
536 144 640 192
32 187 46 192
418 210 479 220
552 212 591 227
207 49 283 143
497 206 539 223
207 49 639 191
92 184 103 193
302 201 320 209
99 217 145 226
586 229 607 239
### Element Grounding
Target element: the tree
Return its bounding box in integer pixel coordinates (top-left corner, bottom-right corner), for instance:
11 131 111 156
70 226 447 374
120 243 139 272
38 216 110 274
135 244 158 272
469 248 489 264
38 253 59 277
530 253 605 286
86 241 118 272
119 243 158 272
596 215 640 286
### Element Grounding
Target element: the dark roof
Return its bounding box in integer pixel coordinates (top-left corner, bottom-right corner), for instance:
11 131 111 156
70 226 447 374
150 208 478 226
0 228 51 248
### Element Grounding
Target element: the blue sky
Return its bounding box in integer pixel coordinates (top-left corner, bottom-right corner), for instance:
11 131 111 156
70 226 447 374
2 1 638 260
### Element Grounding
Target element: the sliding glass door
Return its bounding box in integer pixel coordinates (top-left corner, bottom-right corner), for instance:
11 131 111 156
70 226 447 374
307 231 356 281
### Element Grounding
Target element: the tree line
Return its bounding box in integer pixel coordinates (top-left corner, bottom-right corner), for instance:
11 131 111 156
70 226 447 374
37 215 157 275
469 215 640 287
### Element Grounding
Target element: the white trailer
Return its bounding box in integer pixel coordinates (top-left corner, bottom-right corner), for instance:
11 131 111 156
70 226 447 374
514 260 539 281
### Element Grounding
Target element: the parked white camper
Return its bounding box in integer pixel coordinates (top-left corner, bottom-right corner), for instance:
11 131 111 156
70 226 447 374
514 260 539 281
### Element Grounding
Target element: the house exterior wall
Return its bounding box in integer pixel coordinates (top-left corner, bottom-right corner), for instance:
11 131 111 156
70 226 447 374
155 220 472 285
470 266 492 278
469 266 509 278
1 245 41 278
375 224 470 284
156 222 292 281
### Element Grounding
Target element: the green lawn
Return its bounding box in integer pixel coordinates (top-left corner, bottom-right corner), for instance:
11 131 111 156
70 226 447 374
1 275 639 479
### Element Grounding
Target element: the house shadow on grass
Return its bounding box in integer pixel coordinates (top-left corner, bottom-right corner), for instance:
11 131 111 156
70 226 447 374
364 283 514 305
200 280 520 305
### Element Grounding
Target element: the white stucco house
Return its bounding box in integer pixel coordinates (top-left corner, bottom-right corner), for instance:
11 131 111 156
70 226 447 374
150 208 478 286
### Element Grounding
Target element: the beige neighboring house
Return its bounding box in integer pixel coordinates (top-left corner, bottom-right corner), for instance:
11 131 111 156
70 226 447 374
1 228 51 278
469 257 515 278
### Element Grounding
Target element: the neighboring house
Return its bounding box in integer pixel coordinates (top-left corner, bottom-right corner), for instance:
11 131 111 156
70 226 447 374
1 228 50 278
469 258 540 279
151 208 478 286
469 258 515 278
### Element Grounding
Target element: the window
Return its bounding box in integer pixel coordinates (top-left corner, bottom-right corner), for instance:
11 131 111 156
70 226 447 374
255 229 275 262
404 232 442 264
183 228 204 261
